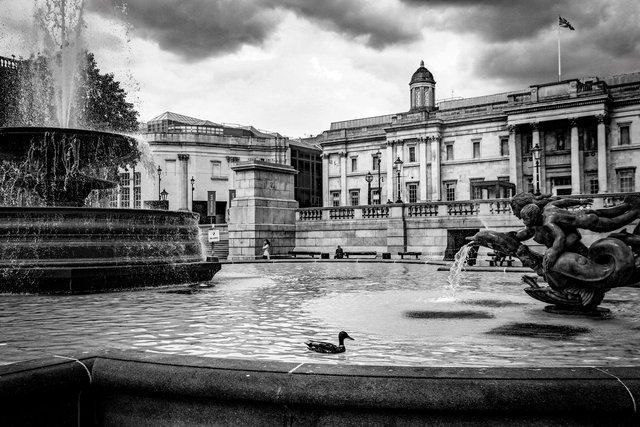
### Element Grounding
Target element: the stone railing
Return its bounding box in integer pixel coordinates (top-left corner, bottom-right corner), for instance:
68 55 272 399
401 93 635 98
296 193 637 222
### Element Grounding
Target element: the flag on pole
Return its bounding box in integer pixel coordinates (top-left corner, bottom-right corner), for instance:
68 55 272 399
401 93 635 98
559 16 575 30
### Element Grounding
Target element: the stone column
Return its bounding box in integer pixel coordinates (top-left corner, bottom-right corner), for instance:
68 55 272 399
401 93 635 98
507 125 519 191
386 141 394 203
430 136 441 200
569 118 581 194
419 137 428 201
531 123 540 193
228 161 298 260
340 151 347 206
322 153 330 207
178 154 189 211
596 114 608 193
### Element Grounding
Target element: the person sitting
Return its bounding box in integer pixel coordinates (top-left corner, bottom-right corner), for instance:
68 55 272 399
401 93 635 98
492 251 507 266
335 245 344 259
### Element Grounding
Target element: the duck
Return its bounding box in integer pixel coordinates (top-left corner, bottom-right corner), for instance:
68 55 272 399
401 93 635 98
305 331 354 354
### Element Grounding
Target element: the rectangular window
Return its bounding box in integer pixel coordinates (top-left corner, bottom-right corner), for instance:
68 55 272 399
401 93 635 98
470 179 484 200
500 137 509 156
134 172 141 186
444 181 456 201
119 172 130 186
588 175 599 194
331 191 341 207
372 188 380 204
620 125 631 146
211 160 221 177
109 191 118 208
556 130 566 151
351 157 358 172
408 183 418 203
446 144 454 161
617 168 636 192
121 187 130 208
472 140 480 159
134 187 141 208
408 146 416 163
372 154 381 171
522 132 533 155
349 189 360 206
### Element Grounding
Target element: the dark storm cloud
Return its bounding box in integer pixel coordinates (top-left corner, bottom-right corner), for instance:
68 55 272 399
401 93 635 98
401 0 640 85
87 0 420 61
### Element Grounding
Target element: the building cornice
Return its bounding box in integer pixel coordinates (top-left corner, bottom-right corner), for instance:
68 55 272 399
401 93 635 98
504 95 610 115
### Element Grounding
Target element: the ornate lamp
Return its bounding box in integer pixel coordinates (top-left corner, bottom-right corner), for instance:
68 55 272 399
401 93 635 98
531 143 542 195
394 157 404 203
156 165 162 200
365 171 373 205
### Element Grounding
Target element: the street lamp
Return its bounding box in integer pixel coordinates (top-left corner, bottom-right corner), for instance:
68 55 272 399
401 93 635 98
531 143 542 195
160 189 168 201
156 165 162 200
375 149 382 204
365 171 373 205
394 157 404 203
190 176 195 207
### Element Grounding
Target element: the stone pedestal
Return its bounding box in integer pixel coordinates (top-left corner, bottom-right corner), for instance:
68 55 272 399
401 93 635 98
228 161 298 260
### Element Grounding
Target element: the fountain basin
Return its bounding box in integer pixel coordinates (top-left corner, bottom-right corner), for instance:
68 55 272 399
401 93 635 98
0 207 220 293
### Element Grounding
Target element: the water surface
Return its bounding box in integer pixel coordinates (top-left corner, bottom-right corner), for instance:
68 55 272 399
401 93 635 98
1 262 639 367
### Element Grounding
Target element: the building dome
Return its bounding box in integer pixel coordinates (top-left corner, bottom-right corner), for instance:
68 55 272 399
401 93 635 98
410 60 435 84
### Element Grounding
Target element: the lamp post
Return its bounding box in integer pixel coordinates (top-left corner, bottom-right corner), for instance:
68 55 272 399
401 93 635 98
160 189 168 200
394 156 404 203
365 171 373 205
531 143 542 195
190 176 195 209
375 149 382 204
157 165 162 200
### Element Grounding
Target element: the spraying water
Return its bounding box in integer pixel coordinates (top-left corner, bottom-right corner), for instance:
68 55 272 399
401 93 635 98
446 243 473 298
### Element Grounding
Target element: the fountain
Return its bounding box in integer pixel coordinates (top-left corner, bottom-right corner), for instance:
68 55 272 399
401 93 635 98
0 0 219 293
469 192 640 315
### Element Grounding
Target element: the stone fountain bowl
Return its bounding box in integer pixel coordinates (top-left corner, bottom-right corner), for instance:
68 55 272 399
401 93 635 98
0 127 141 206
0 206 220 293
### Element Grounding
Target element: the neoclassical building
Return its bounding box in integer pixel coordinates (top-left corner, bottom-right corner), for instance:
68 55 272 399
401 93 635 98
320 61 640 206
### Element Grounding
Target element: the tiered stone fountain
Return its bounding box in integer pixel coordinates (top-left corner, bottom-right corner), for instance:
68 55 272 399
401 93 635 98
0 2 219 293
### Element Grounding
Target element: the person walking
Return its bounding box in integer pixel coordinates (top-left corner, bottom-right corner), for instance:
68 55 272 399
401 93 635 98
262 239 271 260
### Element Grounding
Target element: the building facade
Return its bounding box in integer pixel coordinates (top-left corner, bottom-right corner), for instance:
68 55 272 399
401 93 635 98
114 112 289 223
320 61 640 206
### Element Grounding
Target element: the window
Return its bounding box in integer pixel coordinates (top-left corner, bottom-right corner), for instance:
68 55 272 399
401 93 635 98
446 144 454 161
331 191 341 207
408 146 416 163
617 168 636 192
211 161 222 177
556 130 566 151
444 181 456 201
119 172 130 186
500 137 509 156
372 188 380 204
620 125 631 146
351 157 358 172
349 189 360 206
470 178 484 200
372 154 381 171
408 183 418 203
133 172 141 208
588 174 599 194
121 187 130 208
134 187 141 208
522 132 532 156
472 140 481 159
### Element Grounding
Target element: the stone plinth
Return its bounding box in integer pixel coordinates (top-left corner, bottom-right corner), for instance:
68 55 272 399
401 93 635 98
228 161 298 260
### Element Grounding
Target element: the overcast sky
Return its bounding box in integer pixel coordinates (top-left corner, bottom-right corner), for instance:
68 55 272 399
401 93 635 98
1 0 639 137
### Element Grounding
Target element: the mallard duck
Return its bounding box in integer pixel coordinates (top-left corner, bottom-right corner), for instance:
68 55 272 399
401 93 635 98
305 331 354 354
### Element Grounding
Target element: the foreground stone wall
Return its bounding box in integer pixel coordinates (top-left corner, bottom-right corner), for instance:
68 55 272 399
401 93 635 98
1 350 639 426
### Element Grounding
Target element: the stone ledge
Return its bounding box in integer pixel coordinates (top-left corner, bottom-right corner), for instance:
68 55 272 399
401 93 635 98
1 349 638 425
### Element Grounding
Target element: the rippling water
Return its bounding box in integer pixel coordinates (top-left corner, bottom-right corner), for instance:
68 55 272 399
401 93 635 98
2 262 640 367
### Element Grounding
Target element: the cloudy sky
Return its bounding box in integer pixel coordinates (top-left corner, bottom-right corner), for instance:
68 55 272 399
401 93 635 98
1 0 639 137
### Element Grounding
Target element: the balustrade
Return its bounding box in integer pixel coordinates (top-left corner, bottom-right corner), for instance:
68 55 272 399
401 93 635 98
407 204 439 217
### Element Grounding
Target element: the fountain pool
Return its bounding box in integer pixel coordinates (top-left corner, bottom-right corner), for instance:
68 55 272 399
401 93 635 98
2 262 640 367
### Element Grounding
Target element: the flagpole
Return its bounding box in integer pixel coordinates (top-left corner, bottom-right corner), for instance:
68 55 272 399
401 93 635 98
557 21 562 81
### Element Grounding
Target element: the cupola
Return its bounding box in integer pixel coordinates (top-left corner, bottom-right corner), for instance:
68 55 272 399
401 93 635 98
409 60 436 111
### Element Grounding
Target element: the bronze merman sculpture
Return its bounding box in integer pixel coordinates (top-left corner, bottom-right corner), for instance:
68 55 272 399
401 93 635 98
470 192 640 315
